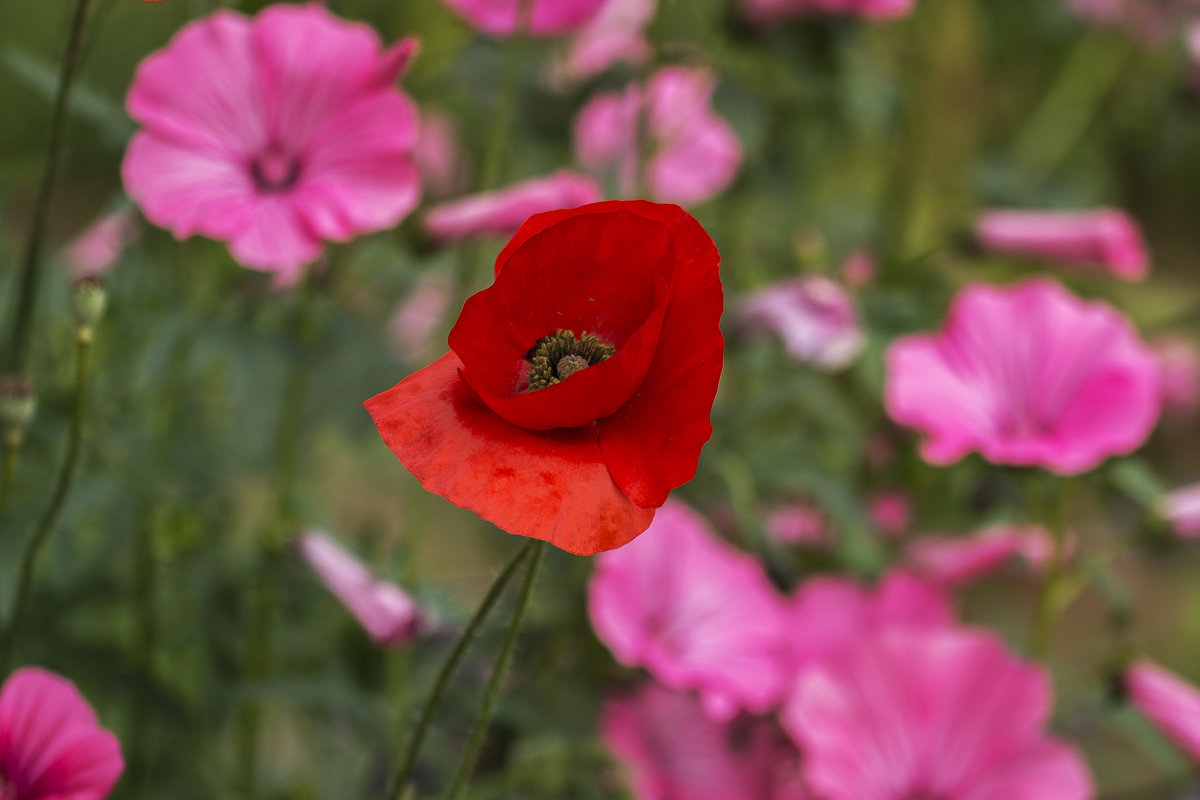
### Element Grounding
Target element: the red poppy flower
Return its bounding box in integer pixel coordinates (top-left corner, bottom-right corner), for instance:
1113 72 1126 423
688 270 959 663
365 200 723 554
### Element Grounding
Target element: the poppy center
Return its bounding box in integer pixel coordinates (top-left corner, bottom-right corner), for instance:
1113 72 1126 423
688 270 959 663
251 147 302 193
525 329 615 392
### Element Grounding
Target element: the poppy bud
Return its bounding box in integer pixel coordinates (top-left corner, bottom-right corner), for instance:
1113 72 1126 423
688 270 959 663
0 377 36 444
71 277 107 338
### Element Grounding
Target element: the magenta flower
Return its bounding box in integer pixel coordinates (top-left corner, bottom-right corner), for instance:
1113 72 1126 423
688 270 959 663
1161 484 1200 539
0 667 124 800
440 0 608 37
905 525 1056 586
1154 336 1200 420
602 684 809 800
784 629 1094 800
764 502 826 546
122 4 421 280
868 490 911 536
61 209 139 279
557 0 656 82
575 67 742 206
1127 659 1200 761
743 0 914 24
298 531 427 648
974 208 1149 281
739 275 865 370
588 500 793 720
885 278 1161 474
388 271 456 363
423 171 601 241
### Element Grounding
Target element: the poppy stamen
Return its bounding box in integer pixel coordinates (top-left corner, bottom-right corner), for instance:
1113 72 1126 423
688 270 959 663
526 329 614 391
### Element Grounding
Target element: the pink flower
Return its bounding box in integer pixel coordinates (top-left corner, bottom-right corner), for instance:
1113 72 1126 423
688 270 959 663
388 271 456 363
558 0 656 82
602 684 809 800
1127 659 1200 761
1154 336 1200 420
868 490 911 536
298 531 427 648
440 0 608 37
0 667 124 800
1161 484 1200 539
414 111 468 198
784 628 1094 800
840 247 876 288
743 0 914 24
588 500 793 720
885 278 1161 474
423 171 601 241
123 4 421 280
739 275 865 370
905 525 1056 586
974 208 1150 281
764 502 826 546
575 67 742 206
61 209 139 278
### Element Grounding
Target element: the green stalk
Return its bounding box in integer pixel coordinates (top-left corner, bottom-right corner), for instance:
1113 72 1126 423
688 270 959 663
445 540 546 800
1 332 93 671
5 0 94 375
0 435 18 520
385 540 536 800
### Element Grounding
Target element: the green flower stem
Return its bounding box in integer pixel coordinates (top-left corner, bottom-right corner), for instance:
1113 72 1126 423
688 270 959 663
446 540 546 800
0 434 18 520
385 539 536 800
5 0 93 375
1 332 94 672
477 1 531 193
1028 478 1079 660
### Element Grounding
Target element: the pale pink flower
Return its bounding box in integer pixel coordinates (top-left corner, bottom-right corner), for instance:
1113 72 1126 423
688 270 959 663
764 502 826 546
739 275 865 370
1127 659 1200 761
575 66 742 206
558 0 656 82
975 208 1149 281
388 271 456 363
298 531 427 648
905 525 1057 586
1154 336 1200 420
784 628 1094 800
414 111 468 198
0 667 124 800
123 4 421 280
602 684 809 800
589 500 793 720
744 0 914 24
62 208 139 278
441 0 608 37
1161 484 1200 539
868 490 911 536
885 278 1161 474
423 171 601 241
840 247 877 288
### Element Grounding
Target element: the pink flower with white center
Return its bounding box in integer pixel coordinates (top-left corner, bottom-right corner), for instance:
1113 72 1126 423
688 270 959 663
1153 336 1200 420
1127 659 1200 761
784 628 1094 800
905 525 1057 586
974 209 1150 281
440 0 609 37
885 278 1161 474
588 500 793 720
423 171 601 241
739 275 865 370
414 111 468 199
743 0 914 24
0 667 124 800
298 531 427 648
1161 484 1200 539
62 209 139 279
603 684 810 800
869 490 912 536
574 67 742 206
122 4 421 281
764 502 826 546
558 0 656 82
388 271 456 363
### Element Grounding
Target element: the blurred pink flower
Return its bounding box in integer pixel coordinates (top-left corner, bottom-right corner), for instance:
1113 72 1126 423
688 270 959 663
575 66 742 206
123 4 421 280
784 629 1094 800
1161 484 1200 539
414 111 468 198
0 667 124 800
840 247 876 288
1069 0 1200 42
298 531 427 648
423 171 601 241
559 0 656 82
885 278 1161 474
1154 336 1200 420
589 500 793 720
764 502 826 546
1127 659 1200 761
975 208 1149 281
905 525 1057 586
602 684 809 800
744 0 914 24
441 0 608 37
868 490 911 536
388 271 456 363
62 208 139 278
789 571 953 671
739 275 865 370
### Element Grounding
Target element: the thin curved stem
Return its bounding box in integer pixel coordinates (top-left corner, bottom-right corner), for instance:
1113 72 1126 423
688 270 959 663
5 0 94 375
385 540 536 800
0 435 19 520
446 540 546 800
1 333 93 671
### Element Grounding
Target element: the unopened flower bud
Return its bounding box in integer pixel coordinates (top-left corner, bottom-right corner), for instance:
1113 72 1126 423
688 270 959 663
0 376 36 439
71 277 107 335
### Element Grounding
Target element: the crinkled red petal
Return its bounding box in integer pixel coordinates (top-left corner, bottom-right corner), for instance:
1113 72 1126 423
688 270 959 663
365 352 656 554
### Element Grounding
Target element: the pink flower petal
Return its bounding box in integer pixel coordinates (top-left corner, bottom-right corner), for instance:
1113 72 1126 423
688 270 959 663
441 0 609 37
1128 659 1200 762
739 275 865 370
975 208 1150 281
424 171 602 241
61 209 139 278
1162 484 1200 539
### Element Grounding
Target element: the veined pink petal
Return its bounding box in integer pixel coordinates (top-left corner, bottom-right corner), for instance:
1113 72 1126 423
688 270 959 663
975 208 1150 281
424 171 602 241
1127 659 1200 761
